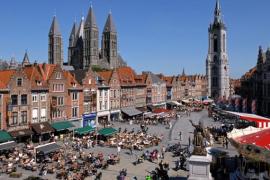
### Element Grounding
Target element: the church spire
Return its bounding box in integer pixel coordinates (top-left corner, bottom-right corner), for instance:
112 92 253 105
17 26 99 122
182 68 186 76
214 0 222 24
85 5 97 28
49 16 61 36
22 50 30 67
103 12 116 33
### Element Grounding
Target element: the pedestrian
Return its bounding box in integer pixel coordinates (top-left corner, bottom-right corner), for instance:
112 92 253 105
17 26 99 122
161 146 166 159
129 146 133 155
188 136 191 147
169 121 172 129
117 145 121 156
179 131 182 141
225 138 228 149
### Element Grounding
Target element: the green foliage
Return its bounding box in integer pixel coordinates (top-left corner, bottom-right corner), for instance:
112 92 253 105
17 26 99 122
91 65 108 72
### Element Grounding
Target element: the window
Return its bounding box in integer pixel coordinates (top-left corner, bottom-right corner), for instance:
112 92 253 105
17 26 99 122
72 92 78 101
40 94 46 101
223 34 226 52
105 101 107 109
11 95 18 105
11 112 18 125
41 108 46 118
32 109 38 122
213 35 218 52
104 90 107 97
114 90 116 98
72 107 78 117
57 97 64 106
53 84 64 92
56 72 61 79
21 94 27 105
88 79 92 84
21 111 27 124
32 94 38 102
99 101 102 110
17 78 22 86
99 90 102 97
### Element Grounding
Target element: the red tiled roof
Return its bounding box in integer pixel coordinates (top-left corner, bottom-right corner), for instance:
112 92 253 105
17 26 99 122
97 70 113 83
116 67 136 85
153 108 171 114
0 70 16 88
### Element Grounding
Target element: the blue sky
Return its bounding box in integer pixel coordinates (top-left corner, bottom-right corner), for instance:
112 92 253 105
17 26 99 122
1 0 270 78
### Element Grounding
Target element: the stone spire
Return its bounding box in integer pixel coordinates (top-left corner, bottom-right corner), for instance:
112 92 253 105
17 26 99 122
214 0 222 24
22 50 30 67
182 68 186 76
49 16 61 36
69 22 77 47
76 16 85 39
103 12 116 33
83 4 99 69
257 46 264 64
85 5 97 28
48 16 63 67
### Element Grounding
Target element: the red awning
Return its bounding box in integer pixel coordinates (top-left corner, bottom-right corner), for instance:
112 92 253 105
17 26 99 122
153 108 171 114
235 128 270 150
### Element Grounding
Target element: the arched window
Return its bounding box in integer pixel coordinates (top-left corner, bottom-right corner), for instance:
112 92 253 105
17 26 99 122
213 55 218 63
214 35 218 52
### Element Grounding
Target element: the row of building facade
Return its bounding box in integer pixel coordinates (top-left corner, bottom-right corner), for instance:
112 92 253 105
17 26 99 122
236 46 270 116
0 63 207 133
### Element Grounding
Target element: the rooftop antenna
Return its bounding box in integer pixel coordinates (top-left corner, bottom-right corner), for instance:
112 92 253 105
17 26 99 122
54 8 57 17
90 1 92 8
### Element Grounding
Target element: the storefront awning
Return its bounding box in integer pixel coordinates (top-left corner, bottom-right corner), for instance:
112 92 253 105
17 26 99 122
32 122 55 134
36 142 61 155
51 121 74 131
0 130 13 143
0 141 17 151
9 129 33 138
75 126 95 135
98 127 117 136
121 107 142 117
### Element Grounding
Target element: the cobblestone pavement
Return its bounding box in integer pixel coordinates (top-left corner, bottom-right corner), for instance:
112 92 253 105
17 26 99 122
0 110 238 180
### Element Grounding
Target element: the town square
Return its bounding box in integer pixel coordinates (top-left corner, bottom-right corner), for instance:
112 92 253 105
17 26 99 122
0 0 270 180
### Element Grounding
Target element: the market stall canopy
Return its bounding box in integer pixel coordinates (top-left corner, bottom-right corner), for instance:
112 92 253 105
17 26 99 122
32 122 55 134
0 130 13 143
228 126 262 139
51 121 74 131
203 99 214 104
36 142 61 155
121 107 142 117
235 128 270 150
0 141 17 151
153 108 170 114
75 126 95 135
225 111 270 128
9 129 33 138
181 99 190 104
98 127 117 136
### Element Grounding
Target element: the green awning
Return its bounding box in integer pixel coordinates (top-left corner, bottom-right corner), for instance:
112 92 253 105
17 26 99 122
75 126 95 135
0 131 13 143
98 127 117 136
51 121 74 131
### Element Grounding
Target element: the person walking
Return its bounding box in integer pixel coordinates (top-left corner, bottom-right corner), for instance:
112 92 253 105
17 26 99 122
188 136 191 147
117 145 121 156
225 138 228 149
179 131 182 141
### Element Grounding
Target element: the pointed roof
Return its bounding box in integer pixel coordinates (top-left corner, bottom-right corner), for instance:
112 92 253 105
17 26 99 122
76 17 85 39
103 12 116 33
182 68 186 76
49 16 61 36
85 5 97 28
214 0 222 23
22 51 30 65
69 22 77 39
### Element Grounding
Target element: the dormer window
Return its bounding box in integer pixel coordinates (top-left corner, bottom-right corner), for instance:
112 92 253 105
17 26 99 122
17 78 22 87
88 79 91 84
72 83 76 88
56 72 61 79
36 80 42 86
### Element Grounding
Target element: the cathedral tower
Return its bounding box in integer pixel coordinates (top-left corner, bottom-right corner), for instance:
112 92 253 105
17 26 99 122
48 16 63 67
101 12 118 69
206 0 230 99
83 5 99 69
